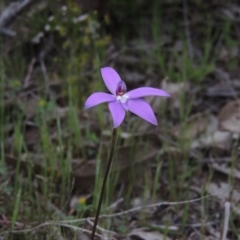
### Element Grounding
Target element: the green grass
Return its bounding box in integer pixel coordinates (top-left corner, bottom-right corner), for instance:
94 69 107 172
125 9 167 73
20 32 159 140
0 0 240 239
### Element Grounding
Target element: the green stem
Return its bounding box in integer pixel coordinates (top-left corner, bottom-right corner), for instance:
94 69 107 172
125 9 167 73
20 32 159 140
91 128 118 240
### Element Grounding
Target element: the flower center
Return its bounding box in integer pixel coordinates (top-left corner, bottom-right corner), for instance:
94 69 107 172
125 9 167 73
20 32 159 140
116 81 127 96
116 94 129 103
115 81 129 104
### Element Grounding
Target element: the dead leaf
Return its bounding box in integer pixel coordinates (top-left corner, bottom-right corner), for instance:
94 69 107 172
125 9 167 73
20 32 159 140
187 232 217 240
211 163 240 180
204 237 218 240
218 100 240 133
191 114 232 149
206 182 240 204
172 111 209 140
191 130 232 150
218 46 231 61
75 232 90 240
205 115 219 134
102 130 144 139
206 83 237 97
128 229 171 240
207 226 229 240
24 126 40 146
211 68 238 95
4 154 43 174
46 107 69 121
161 80 189 108
19 96 39 119
72 144 159 190
173 40 183 52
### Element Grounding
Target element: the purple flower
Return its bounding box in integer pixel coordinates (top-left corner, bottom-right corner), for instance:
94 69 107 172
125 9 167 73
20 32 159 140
85 67 170 128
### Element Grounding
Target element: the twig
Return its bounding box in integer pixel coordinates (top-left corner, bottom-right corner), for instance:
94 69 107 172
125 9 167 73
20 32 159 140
60 178 75 213
35 194 66 239
0 222 104 239
0 193 222 238
96 193 222 219
0 28 16 37
107 197 124 210
60 192 222 224
40 60 48 88
54 223 105 239
147 220 219 231
37 36 53 98
221 201 230 240
87 219 116 235
24 58 36 87
0 0 32 28
51 226 66 240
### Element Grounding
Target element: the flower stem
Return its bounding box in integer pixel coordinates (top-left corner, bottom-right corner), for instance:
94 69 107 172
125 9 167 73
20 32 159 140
91 128 118 240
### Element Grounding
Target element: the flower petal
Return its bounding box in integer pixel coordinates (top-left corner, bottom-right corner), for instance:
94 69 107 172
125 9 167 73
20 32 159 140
85 92 115 109
127 87 170 99
128 98 158 125
101 67 121 95
108 101 125 128
121 102 129 111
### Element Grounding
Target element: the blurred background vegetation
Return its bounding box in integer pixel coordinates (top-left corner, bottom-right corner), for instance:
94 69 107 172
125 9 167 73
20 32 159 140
0 0 240 239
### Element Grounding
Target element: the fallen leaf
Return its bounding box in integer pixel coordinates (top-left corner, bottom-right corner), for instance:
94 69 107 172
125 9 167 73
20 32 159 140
204 237 218 240
218 100 240 133
191 114 232 149
204 115 219 134
172 111 209 140
205 83 237 97
211 163 240 180
187 232 217 240
218 46 230 61
206 182 240 204
19 96 39 119
75 232 90 240
46 107 69 121
24 126 40 146
207 226 230 240
72 144 159 190
102 130 144 139
161 80 189 108
191 130 232 150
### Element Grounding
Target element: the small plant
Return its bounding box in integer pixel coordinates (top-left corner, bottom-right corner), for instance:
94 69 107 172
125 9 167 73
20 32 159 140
85 67 170 239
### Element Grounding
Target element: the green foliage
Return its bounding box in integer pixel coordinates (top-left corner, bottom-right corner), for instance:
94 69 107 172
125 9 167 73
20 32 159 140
0 0 239 238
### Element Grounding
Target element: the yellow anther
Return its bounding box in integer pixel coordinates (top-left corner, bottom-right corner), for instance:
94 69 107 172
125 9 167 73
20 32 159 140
78 197 86 204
